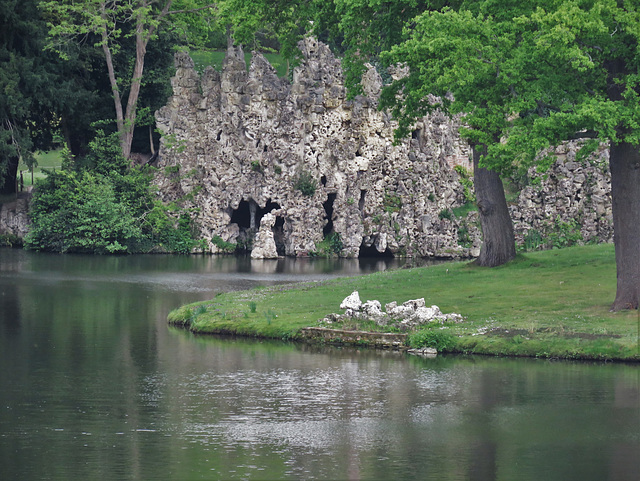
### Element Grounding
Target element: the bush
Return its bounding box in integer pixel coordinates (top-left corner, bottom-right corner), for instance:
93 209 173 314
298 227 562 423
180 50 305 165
407 328 458 351
294 171 317 197
25 170 143 253
454 165 476 203
25 130 204 254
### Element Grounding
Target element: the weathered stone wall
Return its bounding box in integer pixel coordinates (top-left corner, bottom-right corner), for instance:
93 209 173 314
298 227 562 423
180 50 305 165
154 38 614 258
0 193 31 243
510 142 613 246
154 38 478 258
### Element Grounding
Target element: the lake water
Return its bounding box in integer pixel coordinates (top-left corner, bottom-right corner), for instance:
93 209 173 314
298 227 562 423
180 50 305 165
1 249 638 480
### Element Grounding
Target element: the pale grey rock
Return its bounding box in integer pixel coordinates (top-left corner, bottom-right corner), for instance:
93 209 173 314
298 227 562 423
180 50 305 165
251 212 279 259
155 38 613 259
340 291 362 311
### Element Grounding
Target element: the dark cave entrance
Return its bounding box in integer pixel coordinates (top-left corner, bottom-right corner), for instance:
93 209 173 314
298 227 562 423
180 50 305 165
230 199 281 230
323 193 337 237
359 242 394 258
229 198 283 253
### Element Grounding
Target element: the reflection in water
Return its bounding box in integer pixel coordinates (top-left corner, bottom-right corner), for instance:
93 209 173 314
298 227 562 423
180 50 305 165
0 248 638 480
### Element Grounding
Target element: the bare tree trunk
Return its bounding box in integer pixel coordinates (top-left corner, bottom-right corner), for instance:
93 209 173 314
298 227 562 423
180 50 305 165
609 141 640 311
472 144 516 267
121 26 147 160
101 36 125 151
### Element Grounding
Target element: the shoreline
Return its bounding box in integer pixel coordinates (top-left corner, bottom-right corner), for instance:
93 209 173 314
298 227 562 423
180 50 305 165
168 244 640 362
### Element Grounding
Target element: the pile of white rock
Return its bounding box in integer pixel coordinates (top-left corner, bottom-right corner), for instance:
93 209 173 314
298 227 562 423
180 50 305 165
320 291 463 330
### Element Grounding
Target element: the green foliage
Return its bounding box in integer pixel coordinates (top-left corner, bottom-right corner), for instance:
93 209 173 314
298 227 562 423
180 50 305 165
294 170 317 197
438 209 452 220
407 328 458 352
211 235 237 254
312 232 343 257
451 202 477 218
522 229 545 252
251 160 262 172
547 217 583 250
25 130 203 254
454 165 476 203
249 301 257 313
25 169 143 254
383 191 402 213
457 224 472 248
519 219 583 252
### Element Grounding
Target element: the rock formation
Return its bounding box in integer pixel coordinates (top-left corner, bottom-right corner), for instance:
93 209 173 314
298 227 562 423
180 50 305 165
322 290 464 330
150 38 614 258
0 193 31 243
154 38 477 258
510 141 613 246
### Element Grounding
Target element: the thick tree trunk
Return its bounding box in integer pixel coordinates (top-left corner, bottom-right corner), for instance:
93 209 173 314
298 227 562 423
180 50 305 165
0 155 19 196
472 144 516 267
609 141 640 311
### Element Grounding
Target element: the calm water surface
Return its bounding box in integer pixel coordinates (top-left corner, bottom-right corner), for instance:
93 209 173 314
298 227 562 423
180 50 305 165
0 248 638 480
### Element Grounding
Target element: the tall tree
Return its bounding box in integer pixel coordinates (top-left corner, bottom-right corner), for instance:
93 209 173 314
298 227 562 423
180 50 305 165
0 0 61 194
378 0 640 309
495 0 640 310
40 0 218 160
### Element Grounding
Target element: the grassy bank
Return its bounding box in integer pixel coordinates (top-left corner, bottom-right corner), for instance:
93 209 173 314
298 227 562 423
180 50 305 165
168 244 640 361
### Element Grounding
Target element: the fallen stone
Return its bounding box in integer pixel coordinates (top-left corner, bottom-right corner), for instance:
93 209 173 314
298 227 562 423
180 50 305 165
340 291 362 311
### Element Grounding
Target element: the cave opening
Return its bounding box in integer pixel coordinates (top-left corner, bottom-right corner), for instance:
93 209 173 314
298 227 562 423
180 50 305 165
359 242 394 258
230 199 282 231
230 199 254 229
359 190 367 214
274 216 285 255
323 193 337 237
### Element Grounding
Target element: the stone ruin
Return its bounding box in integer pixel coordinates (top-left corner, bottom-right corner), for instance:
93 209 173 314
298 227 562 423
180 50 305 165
319 290 463 331
154 38 477 258
153 38 614 259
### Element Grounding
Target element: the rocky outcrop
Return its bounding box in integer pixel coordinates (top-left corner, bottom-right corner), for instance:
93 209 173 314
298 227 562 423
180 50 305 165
321 290 463 330
154 38 476 258
0 193 31 243
511 142 613 247
154 38 614 258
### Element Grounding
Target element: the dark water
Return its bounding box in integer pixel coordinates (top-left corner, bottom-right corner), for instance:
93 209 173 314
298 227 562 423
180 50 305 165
0 249 638 480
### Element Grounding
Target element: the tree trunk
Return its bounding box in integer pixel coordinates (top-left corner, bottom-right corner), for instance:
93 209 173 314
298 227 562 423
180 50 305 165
0 155 19 196
608 141 640 311
472 144 516 267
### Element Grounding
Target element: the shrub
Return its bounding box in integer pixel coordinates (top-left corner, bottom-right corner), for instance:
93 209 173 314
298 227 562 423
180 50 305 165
211 235 236 254
294 171 317 196
25 130 204 254
312 232 343 256
454 165 476 203
407 328 458 351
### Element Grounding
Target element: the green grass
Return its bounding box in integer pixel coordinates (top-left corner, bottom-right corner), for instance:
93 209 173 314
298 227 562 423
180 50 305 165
169 244 640 361
18 149 63 187
190 50 289 77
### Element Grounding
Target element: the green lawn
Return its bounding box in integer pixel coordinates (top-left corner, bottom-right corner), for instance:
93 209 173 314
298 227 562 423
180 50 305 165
190 50 289 77
18 149 63 187
169 244 640 361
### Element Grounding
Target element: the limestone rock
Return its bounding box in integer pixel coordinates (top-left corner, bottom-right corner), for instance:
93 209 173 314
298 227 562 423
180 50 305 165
154 38 475 259
250 212 279 259
154 37 613 259
340 291 362 311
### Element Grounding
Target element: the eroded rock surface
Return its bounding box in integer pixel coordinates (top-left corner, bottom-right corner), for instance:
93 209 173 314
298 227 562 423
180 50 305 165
154 38 476 257
154 39 613 257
